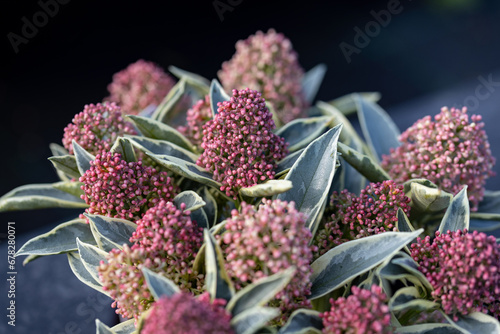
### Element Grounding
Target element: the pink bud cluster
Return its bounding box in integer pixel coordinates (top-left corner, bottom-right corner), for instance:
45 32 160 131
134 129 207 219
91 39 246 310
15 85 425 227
62 102 136 155
99 200 204 320
218 29 308 124
222 199 315 322
79 152 178 221
177 95 212 148
410 229 500 320
196 88 288 199
142 292 234 334
320 285 393 334
315 181 411 258
381 106 495 210
105 59 175 115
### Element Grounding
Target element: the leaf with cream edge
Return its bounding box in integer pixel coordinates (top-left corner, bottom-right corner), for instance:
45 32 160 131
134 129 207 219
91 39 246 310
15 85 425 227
438 186 470 234
48 154 81 179
276 124 342 235
52 181 84 198
278 309 323 334
309 229 423 300
49 143 73 181
203 229 234 302
168 65 210 96
395 324 464 334
151 78 186 124
210 78 230 117
336 142 390 183
141 267 181 300
85 214 136 252
95 319 116 334
72 140 96 175
127 135 198 163
407 181 453 213
110 319 136 334
0 183 88 212
173 190 206 211
200 187 218 227
274 116 333 152
443 312 500 334
275 149 304 177
230 307 281 334
388 286 438 313
16 218 95 256
110 137 136 162
355 95 401 162
76 238 109 283
240 180 293 197
301 63 327 104
328 92 381 117
67 252 108 295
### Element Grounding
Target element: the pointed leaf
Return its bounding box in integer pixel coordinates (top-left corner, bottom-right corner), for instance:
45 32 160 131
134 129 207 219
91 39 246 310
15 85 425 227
396 324 464 334
210 79 230 117
168 65 210 90
50 142 69 156
275 116 332 152
276 124 342 233
85 214 136 251
355 95 400 161
302 64 327 104
409 182 453 213
309 230 422 300
337 142 390 182
388 286 438 312
445 312 500 334
72 140 96 175
141 267 180 300
22 254 42 266
0 183 88 212
77 238 109 282
110 137 136 162
200 187 218 227
231 307 280 334
204 229 234 301
127 115 195 152
438 186 470 234
128 135 198 162
52 181 84 198
48 155 81 179
67 252 108 295
278 309 323 334
16 219 94 256
110 318 136 334
275 149 304 177
95 319 116 334
240 180 293 197
151 78 186 124
328 92 381 116
173 190 206 211
227 267 295 316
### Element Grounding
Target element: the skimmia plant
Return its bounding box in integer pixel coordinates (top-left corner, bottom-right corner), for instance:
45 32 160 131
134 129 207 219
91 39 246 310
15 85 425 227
3 29 500 334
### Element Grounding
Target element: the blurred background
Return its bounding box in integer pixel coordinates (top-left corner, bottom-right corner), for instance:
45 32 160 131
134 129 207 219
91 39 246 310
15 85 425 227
1 0 500 332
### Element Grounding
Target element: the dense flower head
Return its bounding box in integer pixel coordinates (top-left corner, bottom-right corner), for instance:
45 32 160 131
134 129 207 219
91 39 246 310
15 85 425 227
177 95 212 148
381 106 495 210
79 152 178 221
410 229 500 320
222 199 315 321
62 102 136 155
218 29 308 124
105 59 175 115
321 285 393 334
141 292 234 334
314 180 411 258
196 88 288 199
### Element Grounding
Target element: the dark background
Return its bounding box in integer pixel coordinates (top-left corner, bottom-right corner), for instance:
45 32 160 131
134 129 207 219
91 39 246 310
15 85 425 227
1 1 500 332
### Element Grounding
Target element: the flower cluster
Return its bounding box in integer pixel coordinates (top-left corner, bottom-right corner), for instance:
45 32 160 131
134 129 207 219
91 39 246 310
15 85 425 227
79 152 178 221
177 95 212 148
218 29 308 124
99 200 204 320
381 106 495 210
196 88 288 199
321 285 393 334
141 292 234 334
105 59 175 115
410 229 500 320
314 180 411 258
222 199 315 322
62 102 136 155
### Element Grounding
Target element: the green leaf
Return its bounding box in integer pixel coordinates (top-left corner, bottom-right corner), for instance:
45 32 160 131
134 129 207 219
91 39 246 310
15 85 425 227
146 153 221 189
388 254 434 294
22 254 42 266
396 209 416 234
309 229 422 300
388 286 438 312
110 137 136 162
191 207 210 229
395 324 464 334
72 140 96 175
204 229 234 302
337 142 390 183
200 187 218 227
52 181 84 198
444 312 500 334
227 267 295 316
151 78 187 124
355 95 400 161
168 65 210 93
67 252 108 295
231 307 280 334
210 79 230 117
48 155 81 179
407 181 453 213
278 309 323 334
173 190 206 211
16 219 95 256
240 180 293 197
110 318 136 334
302 64 327 104
438 186 469 234
77 238 109 282
0 183 88 212
274 116 333 152
49 142 69 156
127 135 198 162
275 149 304 177
85 214 136 251
328 92 381 117
126 115 195 152
95 319 116 334
276 124 342 234
141 267 180 300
